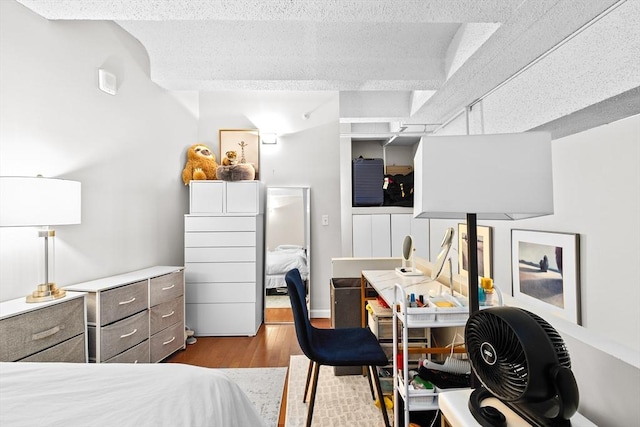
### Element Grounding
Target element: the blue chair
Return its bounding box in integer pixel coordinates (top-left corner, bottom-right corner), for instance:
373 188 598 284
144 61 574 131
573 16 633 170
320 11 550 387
285 268 390 427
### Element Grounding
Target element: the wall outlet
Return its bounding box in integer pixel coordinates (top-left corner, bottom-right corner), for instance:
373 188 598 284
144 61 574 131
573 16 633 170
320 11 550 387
322 215 329 226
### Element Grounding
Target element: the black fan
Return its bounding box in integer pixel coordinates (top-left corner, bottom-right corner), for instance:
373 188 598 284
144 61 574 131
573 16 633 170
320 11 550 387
465 307 579 427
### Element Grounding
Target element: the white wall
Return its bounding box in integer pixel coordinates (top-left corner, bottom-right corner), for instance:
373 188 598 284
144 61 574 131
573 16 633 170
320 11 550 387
0 1 197 300
196 91 341 317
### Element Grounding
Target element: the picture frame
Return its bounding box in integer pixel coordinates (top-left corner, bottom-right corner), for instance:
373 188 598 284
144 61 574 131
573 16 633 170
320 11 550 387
511 229 581 325
219 129 260 179
458 224 493 279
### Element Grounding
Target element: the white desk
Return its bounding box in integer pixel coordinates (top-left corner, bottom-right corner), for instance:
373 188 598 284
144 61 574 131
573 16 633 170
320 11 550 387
439 389 596 427
362 269 450 307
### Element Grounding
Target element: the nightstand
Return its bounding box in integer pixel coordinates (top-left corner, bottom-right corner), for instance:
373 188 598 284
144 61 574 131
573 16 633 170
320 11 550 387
0 292 87 362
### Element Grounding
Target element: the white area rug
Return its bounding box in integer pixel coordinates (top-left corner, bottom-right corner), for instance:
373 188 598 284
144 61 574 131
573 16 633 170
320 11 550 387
285 355 391 427
266 295 291 308
222 367 287 427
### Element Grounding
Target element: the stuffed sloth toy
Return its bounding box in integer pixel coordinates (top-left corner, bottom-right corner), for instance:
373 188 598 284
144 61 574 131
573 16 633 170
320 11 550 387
182 143 218 185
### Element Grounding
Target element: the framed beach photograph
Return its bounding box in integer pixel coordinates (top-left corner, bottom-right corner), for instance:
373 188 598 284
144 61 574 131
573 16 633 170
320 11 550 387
511 229 581 325
219 129 260 179
458 224 493 279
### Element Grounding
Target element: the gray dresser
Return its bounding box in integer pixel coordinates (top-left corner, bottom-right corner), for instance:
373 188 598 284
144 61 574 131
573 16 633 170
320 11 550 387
66 266 185 363
0 292 87 362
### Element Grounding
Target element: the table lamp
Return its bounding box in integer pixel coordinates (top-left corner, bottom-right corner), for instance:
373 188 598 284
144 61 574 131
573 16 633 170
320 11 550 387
0 176 81 302
413 131 554 386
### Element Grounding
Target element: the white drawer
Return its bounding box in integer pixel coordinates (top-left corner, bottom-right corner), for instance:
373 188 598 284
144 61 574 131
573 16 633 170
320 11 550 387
185 247 256 263
185 216 256 232
184 232 256 247
185 282 256 304
186 303 259 336
185 262 256 283
149 271 183 306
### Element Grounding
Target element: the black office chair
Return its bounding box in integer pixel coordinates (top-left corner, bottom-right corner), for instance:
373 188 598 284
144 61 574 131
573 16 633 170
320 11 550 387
285 268 390 427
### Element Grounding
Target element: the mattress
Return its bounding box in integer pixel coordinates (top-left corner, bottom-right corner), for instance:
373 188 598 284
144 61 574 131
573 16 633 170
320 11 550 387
0 362 266 427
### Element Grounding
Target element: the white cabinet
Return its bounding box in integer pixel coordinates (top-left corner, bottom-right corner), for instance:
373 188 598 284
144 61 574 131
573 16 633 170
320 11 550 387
184 180 264 337
353 214 391 257
353 212 429 259
190 181 261 214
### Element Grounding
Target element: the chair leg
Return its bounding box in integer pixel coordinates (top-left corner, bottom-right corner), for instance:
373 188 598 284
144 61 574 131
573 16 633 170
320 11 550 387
369 365 391 427
365 365 376 400
306 362 321 427
303 360 314 403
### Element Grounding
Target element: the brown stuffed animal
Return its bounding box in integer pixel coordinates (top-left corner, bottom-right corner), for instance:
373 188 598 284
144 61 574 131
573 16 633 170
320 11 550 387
182 143 218 185
221 150 238 166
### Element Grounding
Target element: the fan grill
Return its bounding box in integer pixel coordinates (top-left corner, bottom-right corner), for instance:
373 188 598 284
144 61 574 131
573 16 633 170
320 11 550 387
527 310 572 368
466 313 528 401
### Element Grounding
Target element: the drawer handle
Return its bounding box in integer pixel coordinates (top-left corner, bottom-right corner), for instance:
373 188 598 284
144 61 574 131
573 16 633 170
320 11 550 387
161 310 175 319
120 328 138 338
119 297 136 305
163 336 176 346
161 284 175 291
32 325 62 341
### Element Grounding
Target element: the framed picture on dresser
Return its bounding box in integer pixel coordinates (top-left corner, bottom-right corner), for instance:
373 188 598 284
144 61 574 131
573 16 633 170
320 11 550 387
219 129 260 179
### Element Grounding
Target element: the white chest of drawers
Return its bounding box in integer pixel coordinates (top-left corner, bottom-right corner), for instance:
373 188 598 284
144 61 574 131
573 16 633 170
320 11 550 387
66 266 185 363
0 292 87 362
185 181 264 336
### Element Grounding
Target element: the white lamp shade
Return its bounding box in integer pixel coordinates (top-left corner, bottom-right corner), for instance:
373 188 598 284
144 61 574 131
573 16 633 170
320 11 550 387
0 177 81 226
414 132 553 220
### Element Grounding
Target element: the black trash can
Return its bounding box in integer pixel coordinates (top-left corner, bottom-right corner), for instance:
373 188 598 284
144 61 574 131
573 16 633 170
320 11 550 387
330 277 364 376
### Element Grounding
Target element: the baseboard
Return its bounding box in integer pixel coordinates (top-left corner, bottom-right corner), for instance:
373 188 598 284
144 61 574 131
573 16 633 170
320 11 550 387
310 308 330 319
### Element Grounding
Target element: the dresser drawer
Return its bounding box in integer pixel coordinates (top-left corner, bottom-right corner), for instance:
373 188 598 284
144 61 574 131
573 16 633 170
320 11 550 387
185 282 256 304
20 334 86 363
105 339 150 364
90 310 149 362
150 271 183 306
185 262 256 283
150 321 184 363
185 247 256 263
185 216 256 232
184 231 256 247
94 280 148 326
150 296 184 335
186 303 259 336
0 297 85 362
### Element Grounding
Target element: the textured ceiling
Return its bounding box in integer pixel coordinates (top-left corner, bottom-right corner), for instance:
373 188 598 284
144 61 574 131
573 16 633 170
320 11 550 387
14 0 623 128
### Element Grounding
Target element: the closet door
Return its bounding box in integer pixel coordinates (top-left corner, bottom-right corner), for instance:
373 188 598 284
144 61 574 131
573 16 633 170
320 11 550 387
353 214 391 257
390 214 411 257
370 215 391 257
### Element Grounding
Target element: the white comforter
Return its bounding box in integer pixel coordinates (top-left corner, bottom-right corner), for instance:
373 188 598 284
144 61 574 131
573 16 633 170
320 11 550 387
0 362 266 427
266 246 308 278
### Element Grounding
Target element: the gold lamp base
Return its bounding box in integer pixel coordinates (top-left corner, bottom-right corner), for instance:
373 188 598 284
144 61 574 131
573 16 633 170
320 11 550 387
26 283 67 303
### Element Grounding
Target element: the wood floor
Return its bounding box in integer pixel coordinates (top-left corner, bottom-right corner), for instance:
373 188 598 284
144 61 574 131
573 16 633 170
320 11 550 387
165 318 330 427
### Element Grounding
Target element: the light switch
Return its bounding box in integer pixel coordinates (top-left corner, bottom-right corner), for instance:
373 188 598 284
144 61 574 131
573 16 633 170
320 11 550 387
322 215 329 226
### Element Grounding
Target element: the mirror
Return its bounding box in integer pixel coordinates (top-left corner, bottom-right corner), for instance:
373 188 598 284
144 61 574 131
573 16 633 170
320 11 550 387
395 235 423 276
264 187 310 323
431 227 455 280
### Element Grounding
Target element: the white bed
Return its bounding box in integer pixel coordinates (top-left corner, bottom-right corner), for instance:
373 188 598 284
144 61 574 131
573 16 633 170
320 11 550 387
265 245 309 289
0 362 266 427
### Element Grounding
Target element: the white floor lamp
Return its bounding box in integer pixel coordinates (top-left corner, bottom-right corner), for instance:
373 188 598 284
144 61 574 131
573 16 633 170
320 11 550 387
413 131 554 387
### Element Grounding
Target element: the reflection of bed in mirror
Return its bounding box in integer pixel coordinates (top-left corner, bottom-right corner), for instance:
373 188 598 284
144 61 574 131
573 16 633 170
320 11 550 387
266 244 309 289
265 187 310 322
